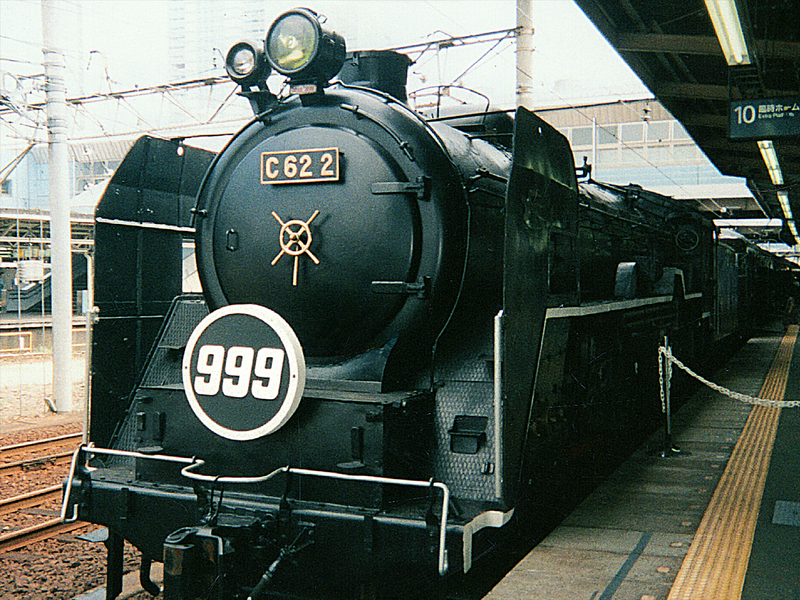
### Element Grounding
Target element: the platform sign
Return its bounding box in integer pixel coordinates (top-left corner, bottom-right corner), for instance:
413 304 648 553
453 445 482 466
729 97 800 140
182 304 305 441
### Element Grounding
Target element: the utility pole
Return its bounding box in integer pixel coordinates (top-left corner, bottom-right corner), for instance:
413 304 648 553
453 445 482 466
516 0 535 109
42 0 73 412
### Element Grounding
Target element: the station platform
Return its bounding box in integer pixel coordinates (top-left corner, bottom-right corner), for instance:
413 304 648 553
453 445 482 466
484 325 800 600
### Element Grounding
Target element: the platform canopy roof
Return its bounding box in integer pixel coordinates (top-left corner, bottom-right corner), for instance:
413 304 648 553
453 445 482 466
573 0 800 243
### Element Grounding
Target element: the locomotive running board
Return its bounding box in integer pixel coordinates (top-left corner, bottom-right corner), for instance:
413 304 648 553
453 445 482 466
544 292 703 319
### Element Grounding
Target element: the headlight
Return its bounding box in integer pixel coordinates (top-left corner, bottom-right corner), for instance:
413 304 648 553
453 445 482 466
230 47 256 77
225 41 268 88
265 8 345 86
266 12 319 74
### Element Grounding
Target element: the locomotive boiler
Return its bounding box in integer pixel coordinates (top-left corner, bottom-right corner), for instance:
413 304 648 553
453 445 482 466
61 7 771 599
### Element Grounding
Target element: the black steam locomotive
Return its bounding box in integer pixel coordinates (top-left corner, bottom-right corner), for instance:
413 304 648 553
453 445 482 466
61 8 793 599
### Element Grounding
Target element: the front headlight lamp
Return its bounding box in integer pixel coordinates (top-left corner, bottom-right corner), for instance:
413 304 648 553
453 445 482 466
225 41 268 88
266 8 345 86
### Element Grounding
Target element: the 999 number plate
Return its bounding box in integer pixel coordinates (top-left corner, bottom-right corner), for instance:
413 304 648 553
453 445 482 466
260 147 339 184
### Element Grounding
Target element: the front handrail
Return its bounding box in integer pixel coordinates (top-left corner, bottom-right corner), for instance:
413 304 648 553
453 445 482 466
60 443 196 523
60 445 85 523
60 445 451 575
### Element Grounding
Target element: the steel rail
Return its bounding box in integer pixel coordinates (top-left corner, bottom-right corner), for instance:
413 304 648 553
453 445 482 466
0 432 82 456
0 450 74 475
0 518 86 554
0 484 62 517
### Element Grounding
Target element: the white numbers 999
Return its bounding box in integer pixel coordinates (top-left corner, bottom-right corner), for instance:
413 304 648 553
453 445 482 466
194 344 285 400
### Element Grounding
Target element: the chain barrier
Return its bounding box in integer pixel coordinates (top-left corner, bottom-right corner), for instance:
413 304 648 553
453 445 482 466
659 345 800 409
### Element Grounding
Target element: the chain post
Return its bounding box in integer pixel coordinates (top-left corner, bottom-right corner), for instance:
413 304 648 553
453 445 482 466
658 336 681 457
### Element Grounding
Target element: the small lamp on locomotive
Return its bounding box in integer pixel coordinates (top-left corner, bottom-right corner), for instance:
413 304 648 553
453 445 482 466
224 41 269 90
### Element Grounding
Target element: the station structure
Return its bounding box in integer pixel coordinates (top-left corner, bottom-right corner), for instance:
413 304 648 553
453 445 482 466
0 0 798 598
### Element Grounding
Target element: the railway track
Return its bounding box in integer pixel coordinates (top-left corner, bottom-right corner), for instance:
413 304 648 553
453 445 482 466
0 432 82 475
0 431 82 458
0 484 62 516
0 450 75 475
0 516 87 554
0 423 141 598
0 431 84 553
0 484 82 555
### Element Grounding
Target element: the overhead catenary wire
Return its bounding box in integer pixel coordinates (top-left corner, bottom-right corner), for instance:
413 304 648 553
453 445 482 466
0 143 36 184
0 2 738 222
413 0 731 214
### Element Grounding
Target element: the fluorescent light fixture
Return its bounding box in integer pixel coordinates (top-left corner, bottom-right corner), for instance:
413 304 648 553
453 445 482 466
704 0 751 65
757 140 784 185
790 221 799 243
778 190 792 218
714 218 783 227
777 190 796 246
776 190 795 245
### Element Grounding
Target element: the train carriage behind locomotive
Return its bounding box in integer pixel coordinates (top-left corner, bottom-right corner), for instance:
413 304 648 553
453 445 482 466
61 7 750 599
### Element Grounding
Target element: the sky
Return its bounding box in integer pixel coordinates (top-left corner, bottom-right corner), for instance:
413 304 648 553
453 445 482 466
0 0 651 113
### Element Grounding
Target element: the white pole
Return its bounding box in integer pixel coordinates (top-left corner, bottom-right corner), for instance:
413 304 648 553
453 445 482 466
516 0 535 109
42 0 73 412
592 117 598 179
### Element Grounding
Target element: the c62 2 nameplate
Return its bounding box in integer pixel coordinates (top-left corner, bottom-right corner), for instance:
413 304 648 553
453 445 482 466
182 304 305 441
260 147 339 184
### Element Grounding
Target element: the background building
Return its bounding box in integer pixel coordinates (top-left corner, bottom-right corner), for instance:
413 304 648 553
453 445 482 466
537 99 764 221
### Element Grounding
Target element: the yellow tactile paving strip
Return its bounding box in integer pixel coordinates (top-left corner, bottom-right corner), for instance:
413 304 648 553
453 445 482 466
667 325 798 600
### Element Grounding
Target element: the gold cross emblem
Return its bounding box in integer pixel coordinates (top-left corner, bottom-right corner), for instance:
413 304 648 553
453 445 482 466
271 210 320 286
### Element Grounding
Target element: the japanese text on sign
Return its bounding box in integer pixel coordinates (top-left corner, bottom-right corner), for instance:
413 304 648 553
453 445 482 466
729 97 800 140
